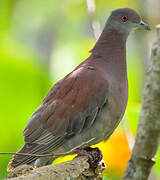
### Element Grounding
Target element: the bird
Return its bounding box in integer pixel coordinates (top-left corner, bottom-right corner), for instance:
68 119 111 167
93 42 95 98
8 8 150 170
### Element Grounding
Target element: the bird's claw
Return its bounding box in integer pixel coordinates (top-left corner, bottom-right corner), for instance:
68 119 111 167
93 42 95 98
74 147 103 170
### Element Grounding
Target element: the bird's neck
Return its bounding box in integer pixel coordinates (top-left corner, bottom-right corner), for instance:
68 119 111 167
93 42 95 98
91 27 127 57
90 27 127 80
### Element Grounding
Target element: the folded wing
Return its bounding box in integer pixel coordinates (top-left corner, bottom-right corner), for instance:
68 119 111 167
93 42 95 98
9 65 108 168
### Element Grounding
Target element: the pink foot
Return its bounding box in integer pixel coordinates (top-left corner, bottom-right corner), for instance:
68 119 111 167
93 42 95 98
74 147 103 169
74 149 94 161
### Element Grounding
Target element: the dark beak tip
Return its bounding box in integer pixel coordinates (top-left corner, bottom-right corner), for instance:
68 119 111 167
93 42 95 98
146 25 151 31
140 21 151 31
147 26 151 31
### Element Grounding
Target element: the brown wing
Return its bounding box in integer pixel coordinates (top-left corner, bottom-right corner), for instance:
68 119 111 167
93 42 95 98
23 66 108 145
9 65 108 168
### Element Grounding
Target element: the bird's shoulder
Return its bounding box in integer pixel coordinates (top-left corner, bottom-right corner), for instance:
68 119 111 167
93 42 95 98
44 61 108 105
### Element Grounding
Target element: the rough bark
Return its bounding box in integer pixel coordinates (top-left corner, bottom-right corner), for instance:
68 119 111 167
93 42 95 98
6 153 105 180
123 25 160 180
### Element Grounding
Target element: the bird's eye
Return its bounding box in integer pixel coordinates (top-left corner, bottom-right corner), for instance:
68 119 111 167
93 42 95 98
121 16 128 22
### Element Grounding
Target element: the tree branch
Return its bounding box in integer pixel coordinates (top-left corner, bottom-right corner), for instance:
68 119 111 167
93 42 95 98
123 25 160 180
7 150 105 180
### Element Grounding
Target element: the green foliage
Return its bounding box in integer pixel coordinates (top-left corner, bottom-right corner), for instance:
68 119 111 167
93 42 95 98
0 48 50 179
103 175 110 180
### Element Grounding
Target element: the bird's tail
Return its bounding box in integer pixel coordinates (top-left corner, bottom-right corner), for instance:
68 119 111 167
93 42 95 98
8 136 64 170
8 143 39 171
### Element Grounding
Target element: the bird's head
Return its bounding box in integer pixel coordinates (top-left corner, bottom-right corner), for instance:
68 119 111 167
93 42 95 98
106 8 151 38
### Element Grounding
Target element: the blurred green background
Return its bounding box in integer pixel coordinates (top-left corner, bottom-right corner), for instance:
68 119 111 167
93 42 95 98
0 0 159 179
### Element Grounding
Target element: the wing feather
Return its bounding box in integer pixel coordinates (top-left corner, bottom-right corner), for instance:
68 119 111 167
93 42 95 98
24 66 108 147
9 65 108 168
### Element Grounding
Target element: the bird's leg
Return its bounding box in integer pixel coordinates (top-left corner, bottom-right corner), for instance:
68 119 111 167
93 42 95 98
74 149 94 162
74 147 103 170
84 147 103 159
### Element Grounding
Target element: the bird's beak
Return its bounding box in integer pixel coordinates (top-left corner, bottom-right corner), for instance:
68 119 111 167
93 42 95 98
139 21 151 31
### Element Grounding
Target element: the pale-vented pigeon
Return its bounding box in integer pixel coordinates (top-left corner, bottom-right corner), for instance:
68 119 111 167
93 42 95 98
8 8 150 170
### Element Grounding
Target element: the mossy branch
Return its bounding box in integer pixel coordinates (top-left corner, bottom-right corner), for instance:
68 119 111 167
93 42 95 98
123 25 160 180
6 150 105 180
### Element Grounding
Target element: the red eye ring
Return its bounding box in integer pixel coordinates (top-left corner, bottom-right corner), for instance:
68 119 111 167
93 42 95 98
121 16 128 22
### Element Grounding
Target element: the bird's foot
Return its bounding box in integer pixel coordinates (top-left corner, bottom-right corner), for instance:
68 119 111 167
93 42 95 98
74 147 103 170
